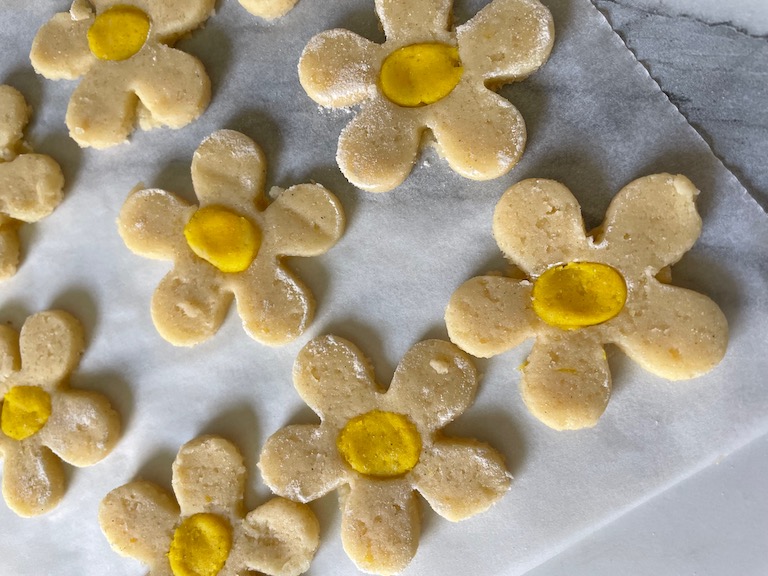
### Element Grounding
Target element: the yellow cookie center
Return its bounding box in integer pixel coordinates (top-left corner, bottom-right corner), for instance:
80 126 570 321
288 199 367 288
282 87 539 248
532 262 627 330
379 43 464 107
1 386 52 441
337 410 422 477
184 206 261 274
168 513 233 576
87 5 151 62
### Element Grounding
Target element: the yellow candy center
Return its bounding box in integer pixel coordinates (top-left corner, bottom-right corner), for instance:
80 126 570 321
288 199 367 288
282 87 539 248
88 5 150 61
184 206 261 273
532 262 627 330
337 410 422 477
168 513 233 576
1 386 52 441
379 43 464 107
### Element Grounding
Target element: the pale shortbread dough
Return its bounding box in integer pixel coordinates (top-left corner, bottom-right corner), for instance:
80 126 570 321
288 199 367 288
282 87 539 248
239 0 299 20
0 85 64 280
30 0 214 149
100 435 320 576
0 311 121 516
445 174 729 430
259 336 511 575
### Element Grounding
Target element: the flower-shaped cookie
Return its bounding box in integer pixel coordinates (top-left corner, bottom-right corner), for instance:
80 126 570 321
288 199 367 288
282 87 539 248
0 310 120 516
239 0 299 20
118 129 345 347
299 0 554 192
259 336 510 575
445 175 729 430
30 0 214 149
100 436 319 576
0 85 64 280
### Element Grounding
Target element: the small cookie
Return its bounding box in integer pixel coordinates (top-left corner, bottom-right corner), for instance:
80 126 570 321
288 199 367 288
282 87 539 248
30 0 214 149
0 310 121 517
445 174 729 430
118 129 345 347
239 0 299 20
0 85 65 280
259 335 510 575
100 435 319 576
299 0 554 192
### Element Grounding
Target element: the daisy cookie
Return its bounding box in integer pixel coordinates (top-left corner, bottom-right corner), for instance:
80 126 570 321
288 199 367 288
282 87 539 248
30 0 215 149
0 310 121 516
299 0 554 192
0 85 64 280
445 175 729 430
118 129 345 347
100 435 319 576
259 335 510 575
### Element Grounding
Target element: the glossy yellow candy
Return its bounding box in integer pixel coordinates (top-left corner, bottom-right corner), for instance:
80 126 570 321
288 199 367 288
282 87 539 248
379 43 464 107
532 262 627 329
88 5 150 61
337 410 421 477
1 386 52 441
168 513 232 576
184 206 261 273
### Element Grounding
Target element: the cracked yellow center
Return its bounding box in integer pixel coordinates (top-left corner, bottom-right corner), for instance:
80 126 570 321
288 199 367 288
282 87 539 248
184 206 261 273
337 410 421 477
1 386 52 441
88 5 150 61
168 513 232 576
379 43 463 107
532 262 627 329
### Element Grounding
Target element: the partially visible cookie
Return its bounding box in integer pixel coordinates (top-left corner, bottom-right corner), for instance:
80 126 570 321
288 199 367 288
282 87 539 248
239 0 299 19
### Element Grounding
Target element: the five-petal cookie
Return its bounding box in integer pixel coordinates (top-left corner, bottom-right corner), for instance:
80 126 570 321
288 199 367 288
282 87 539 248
259 335 511 575
445 174 729 430
0 310 121 516
30 0 214 149
299 0 554 192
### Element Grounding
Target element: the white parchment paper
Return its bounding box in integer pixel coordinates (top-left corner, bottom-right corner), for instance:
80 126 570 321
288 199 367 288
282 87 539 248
0 0 767 575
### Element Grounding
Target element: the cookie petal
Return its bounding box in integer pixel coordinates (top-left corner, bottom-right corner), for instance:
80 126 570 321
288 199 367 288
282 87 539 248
263 183 345 257
2 443 64 517
92 0 214 41
118 188 192 260
445 275 537 358
613 278 728 380
172 436 246 517
337 99 422 192
375 0 452 40
600 174 702 275
0 154 65 222
18 311 84 389
258 424 347 502
493 179 590 276
233 261 313 346
0 219 21 281
150 265 231 346
238 0 299 20
340 478 420 575
412 438 510 521
99 480 178 567
41 390 120 467
191 130 267 216
292 335 379 424
0 322 20 381
241 498 320 576
299 30 380 108
428 85 526 180
385 340 478 431
0 85 28 153
521 332 611 430
457 0 554 83
30 12 95 80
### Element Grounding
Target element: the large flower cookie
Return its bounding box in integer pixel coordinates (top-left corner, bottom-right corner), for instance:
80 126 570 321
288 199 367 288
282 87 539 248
299 0 554 192
0 310 121 516
100 435 319 576
445 174 729 431
259 336 510 575
118 129 345 347
30 0 214 149
0 85 64 280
